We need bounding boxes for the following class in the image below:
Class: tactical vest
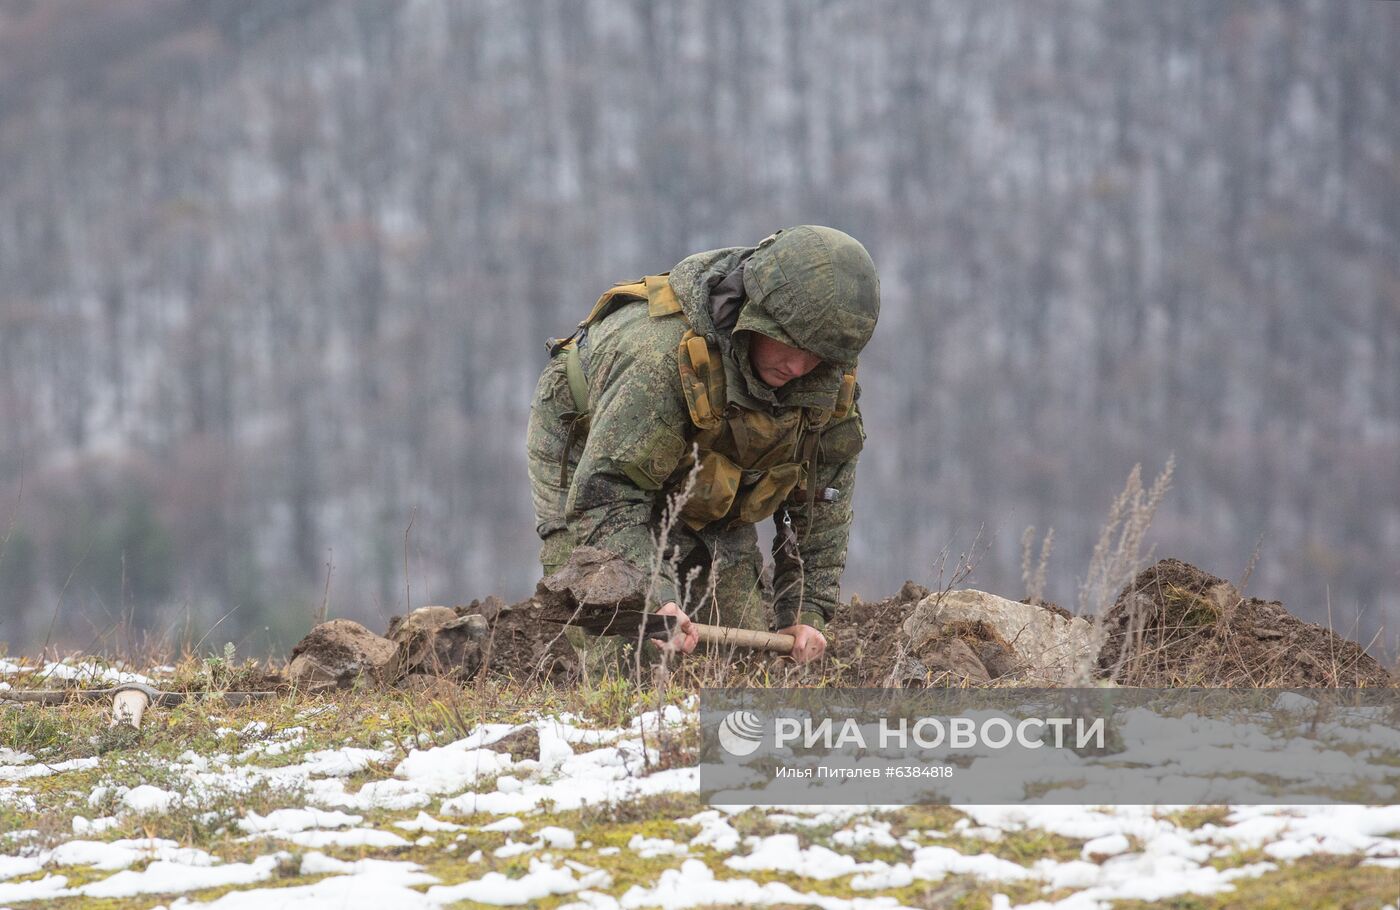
[552,275,856,531]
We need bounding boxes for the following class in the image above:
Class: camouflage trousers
[527,356,767,674]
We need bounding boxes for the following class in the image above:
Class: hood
[741,225,879,368]
[667,245,845,410]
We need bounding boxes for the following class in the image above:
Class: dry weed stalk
[1073,456,1175,685]
[1020,525,1054,605]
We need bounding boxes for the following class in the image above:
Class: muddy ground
[449,596,580,684]
[299,557,1391,690]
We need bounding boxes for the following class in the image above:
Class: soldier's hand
[778,623,827,664]
[652,602,698,655]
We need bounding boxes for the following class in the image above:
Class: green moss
[1163,806,1233,831]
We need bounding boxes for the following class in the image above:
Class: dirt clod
[287,619,398,691]
[386,605,488,681]
[487,726,541,761]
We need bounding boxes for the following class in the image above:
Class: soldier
[527,226,878,665]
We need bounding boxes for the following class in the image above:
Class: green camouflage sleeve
[771,404,866,631]
[565,351,692,609]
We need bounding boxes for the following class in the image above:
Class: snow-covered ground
[1,666,1398,908]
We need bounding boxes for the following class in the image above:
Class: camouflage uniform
[527,226,878,637]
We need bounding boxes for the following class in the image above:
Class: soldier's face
[748,333,822,388]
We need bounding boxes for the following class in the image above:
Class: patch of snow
[681,810,740,853]
[238,808,362,834]
[558,890,623,910]
[538,825,577,849]
[393,744,514,794]
[168,859,439,908]
[628,834,688,859]
[393,812,464,833]
[0,873,71,903]
[619,858,905,910]
[121,784,182,814]
[297,852,435,883]
[80,856,281,899]
[725,834,882,880]
[425,857,610,905]
[281,828,412,849]
[45,837,212,871]
[1081,833,1132,859]
[36,660,154,687]
[833,821,900,849]
[850,865,916,890]
[0,855,43,881]
[494,837,540,858]
[0,756,98,782]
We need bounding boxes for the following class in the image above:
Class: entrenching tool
[0,682,279,729]
[544,604,795,655]
[534,547,796,655]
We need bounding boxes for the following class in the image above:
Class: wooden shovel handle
[692,623,794,654]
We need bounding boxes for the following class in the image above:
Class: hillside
[3,657,1400,909]
[0,0,1397,657]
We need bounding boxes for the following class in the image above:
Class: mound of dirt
[1098,559,1394,687]
[824,582,1089,687]
[436,597,580,685]
[824,581,930,684]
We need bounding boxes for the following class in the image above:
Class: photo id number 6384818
[887,765,954,779]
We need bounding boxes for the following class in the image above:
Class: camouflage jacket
[564,246,866,630]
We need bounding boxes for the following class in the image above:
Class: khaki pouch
[736,462,805,524]
[680,451,742,529]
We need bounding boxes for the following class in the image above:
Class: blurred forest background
[0,0,1396,661]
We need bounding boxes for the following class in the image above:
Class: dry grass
[1073,457,1175,684]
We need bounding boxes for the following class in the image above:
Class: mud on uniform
[526,226,878,643]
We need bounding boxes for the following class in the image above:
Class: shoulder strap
[581,279,647,328]
[644,274,683,317]
[581,273,684,328]
[548,274,678,357]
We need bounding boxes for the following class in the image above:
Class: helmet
[739,225,879,367]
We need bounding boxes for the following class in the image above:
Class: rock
[883,639,992,687]
[884,655,930,687]
[386,605,488,681]
[487,726,541,761]
[902,590,1094,685]
[287,619,399,691]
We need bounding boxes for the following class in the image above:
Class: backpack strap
[644,274,683,317]
[563,340,591,415]
[546,274,683,357]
